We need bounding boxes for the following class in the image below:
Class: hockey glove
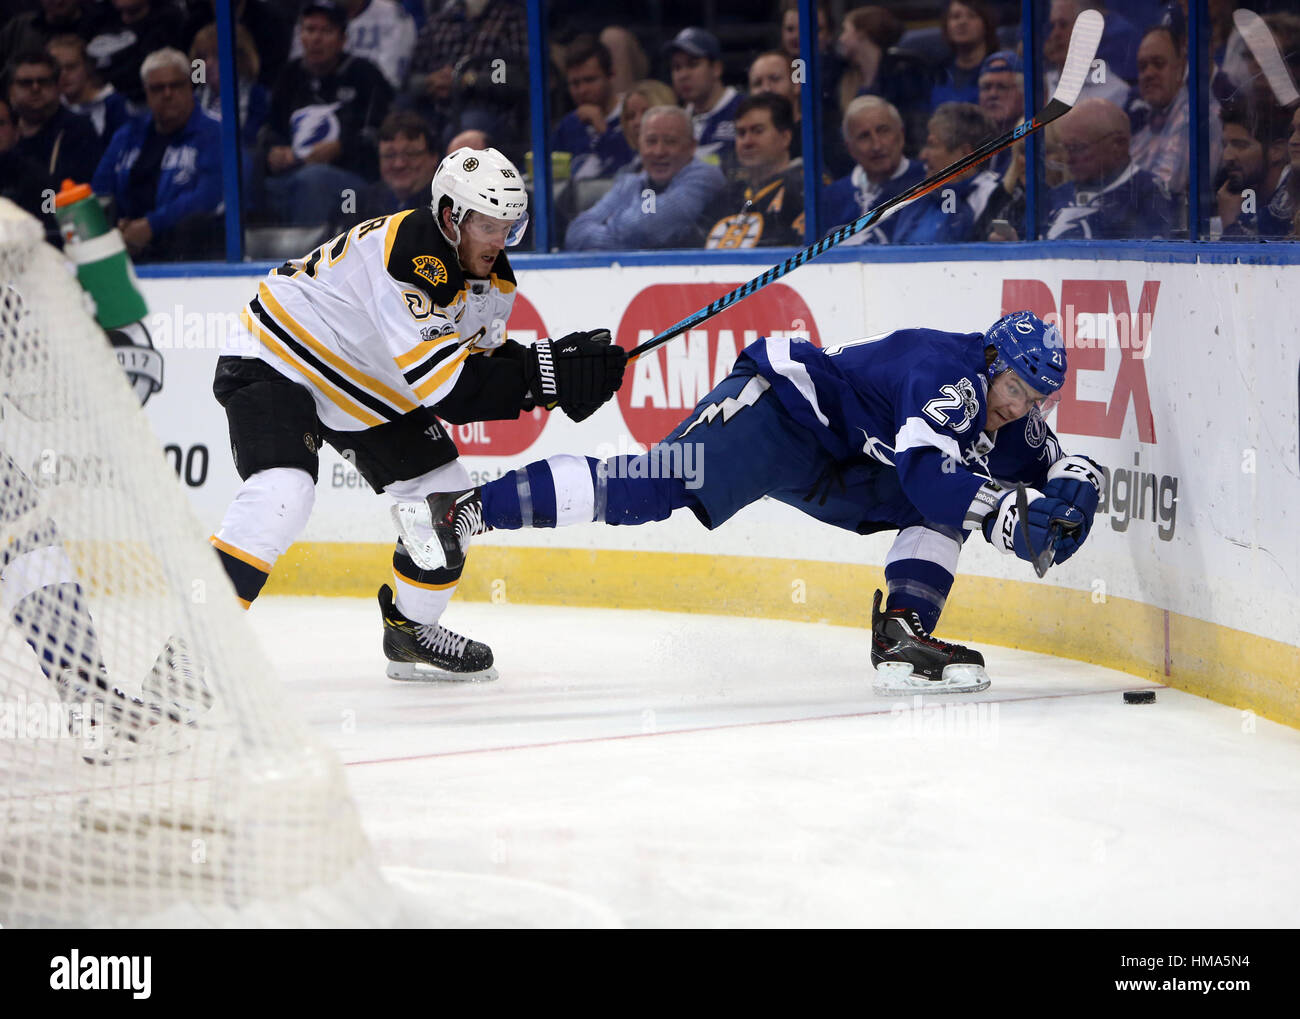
[525,330,628,422]
[983,487,1084,566]
[1041,455,1104,563]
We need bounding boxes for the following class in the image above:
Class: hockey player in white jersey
[211,148,626,681]
[397,311,1104,693]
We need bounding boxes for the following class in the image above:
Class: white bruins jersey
[226,207,517,432]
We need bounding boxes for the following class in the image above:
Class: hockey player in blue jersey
[394,311,1104,692]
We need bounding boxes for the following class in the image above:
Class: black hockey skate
[869,590,990,694]
[378,584,498,682]
[391,487,487,571]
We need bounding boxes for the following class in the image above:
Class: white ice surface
[250,597,1300,929]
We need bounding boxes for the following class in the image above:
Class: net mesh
[0,199,396,927]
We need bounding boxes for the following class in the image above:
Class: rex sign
[1002,279,1157,443]
[438,291,550,456]
[615,282,821,447]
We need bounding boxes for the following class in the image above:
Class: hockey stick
[1015,484,1080,579]
[1234,8,1300,107]
[627,10,1106,363]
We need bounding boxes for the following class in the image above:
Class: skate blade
[386,661,499,683]
[871,661,990,696]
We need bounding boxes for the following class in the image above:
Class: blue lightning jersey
[735,331,1064,533]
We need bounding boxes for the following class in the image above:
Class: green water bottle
[53,179,149,330]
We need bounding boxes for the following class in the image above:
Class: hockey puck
[1123,690,1156,704]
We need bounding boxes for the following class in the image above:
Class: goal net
[0,199,397,927]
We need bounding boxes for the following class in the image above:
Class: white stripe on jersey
[765,337,830,427]
[895,416,963,462]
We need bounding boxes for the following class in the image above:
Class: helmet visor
[462,210,530,247]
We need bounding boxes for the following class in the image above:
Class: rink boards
[130,254,1299,726]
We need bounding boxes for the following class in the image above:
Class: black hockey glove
[524,329,628,423]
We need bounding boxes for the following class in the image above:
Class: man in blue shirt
[890,102,1004,245]
[665,27,743,164]
[566,105,725,250]
[92,47,223,261]
[400,312,1102,694]
[1044,97,1175,240]
[551,34,633,180]
[822,96,925,241]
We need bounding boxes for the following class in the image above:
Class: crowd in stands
[2,0,1299,261]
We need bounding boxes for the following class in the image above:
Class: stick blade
[1050,9,1106,109]
[1234,8,1300,107]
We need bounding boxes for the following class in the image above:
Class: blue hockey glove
[1041,455,1104,563]
[983,487,1084,566]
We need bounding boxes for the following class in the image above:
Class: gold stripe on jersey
[241,308,386,427]
[384,209,415,268]
[210,535,273,573]
[395,334,458,369]
[413,346,471,400]
[257,283,418,414]
[490,272,516,294]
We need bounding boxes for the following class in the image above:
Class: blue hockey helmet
[984,311,1067,395]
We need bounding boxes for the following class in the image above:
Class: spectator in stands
[599,25,648,97]
[822,96,924,241]
[447,128,490,153]
[288,0,415,91]
[780,0,833,62]
[975,49,1023,179]
[1216,101,1292,239]
[1044,0,1130,110]
[407,0,527,160]
[189,22,269,152]
[977,50,1023,134]
[665,27,742,164]
[566,105,725,250]
[92,47,223,260]
[335,110,440,222]
[260,0,392,226]
[1045,97,1175,239]
[749,50,802,158]
[184,0,292,88]
[7,48,101,182]
[48,32,129,141]
[616,78,676,176]
[837,7,932,153]
[1285,106,1300,238]
[0,94,60,245]
[552,34,634,180]
[0,0,106,77]
[703,94,803,249]
[930,0,999,108]
[890,102,1004,244]
[1129,25,1189,199]
[780,0,847,173]
[86,0,190,106]
[189,21,268,194]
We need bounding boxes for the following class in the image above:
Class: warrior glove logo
[412,255,448,288]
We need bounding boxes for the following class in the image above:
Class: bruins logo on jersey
[412,255,449,288]
[707,212,764,249]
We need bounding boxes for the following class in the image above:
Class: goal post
[0,198,397,927]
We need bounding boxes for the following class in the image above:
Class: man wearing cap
[259,0,393,226]
[666,27,743,164]
[976,49,1023,179]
